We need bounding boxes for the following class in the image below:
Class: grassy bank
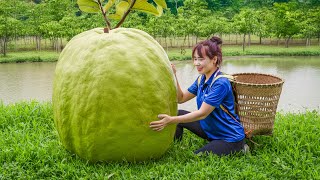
[1,45,319,63]
[0,51,60,63]
[1,101,319,179]
[169,45,320,60]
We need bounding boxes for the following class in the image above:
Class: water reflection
[0,62,56,104]
[0,57,319,113]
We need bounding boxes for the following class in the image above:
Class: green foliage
[1,101,320,179]
[232,8,259,35]
[271,2,310,48]
[1,0,320,56]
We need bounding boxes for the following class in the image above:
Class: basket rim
[231,72,284,87]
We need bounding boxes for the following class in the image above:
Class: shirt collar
[202,68,220,86]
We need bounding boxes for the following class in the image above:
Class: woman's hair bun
[210,36,222,45]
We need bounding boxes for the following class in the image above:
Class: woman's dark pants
[174,110,245,156]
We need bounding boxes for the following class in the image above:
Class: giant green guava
[53,27,177,162]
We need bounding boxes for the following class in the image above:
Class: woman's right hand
[149,114,172,131]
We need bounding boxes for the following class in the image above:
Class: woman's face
[193,50,217,75]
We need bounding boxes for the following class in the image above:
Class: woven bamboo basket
[231,73,284,137]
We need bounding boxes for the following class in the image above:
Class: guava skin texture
[53,28,177,162]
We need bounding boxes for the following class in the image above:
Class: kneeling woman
[149,36,245,156]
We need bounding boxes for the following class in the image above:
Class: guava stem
[97,0,111,33]
[115,0,137,28]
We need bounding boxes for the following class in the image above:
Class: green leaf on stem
[153,0,167,9]
[77,0,100,13]
[129,0,159,16]
[156,6,163,16]
[104,0,116,12]
[108,1,129,20]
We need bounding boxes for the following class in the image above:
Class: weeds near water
[1,101,319,179]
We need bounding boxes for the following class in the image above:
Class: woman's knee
[194,140,244,156]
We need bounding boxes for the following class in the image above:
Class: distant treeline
[0,0,319,56]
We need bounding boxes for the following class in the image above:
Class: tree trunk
[2,37,7,56]
[182,35,187,48]
[242,34,246,52]
[44,38,47,50]
[60,38,63,51]
[248,33,251,47]
[0,38,3,56]
[4,39,7,56]
[23,37,26,48]
[14,36,17,51]
[165,36,168,53]
[55,38,59,52]
[29,36,32,47]
[36,36,41,51]
[285,37,290,48]
[259,36,262,45]
[235,34,238,45]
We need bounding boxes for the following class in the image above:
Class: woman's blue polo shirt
[188,70,245,142]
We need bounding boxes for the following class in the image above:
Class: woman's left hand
[171,63,177,75]
[149,114,172,131]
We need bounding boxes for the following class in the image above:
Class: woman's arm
[172,64,195,103]
[149,102,215,131]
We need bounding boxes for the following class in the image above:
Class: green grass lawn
[1,101,319,179]
[1,45,319,63]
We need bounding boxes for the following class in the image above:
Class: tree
[273,2,301,47]
[166,0,184,14]
[26,2,52,51]
[298,7,320,46]
[122,12,147,31]
[254,8,275,44]
[177,0,210,45]
[232,8,259,51]
[0,0,23,56]
[0,17,21,56]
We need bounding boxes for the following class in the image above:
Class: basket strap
[209,75,235,88]
[220,105,258,145]
[220,105,237,121]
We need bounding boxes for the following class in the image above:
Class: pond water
[0,56,319,113]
